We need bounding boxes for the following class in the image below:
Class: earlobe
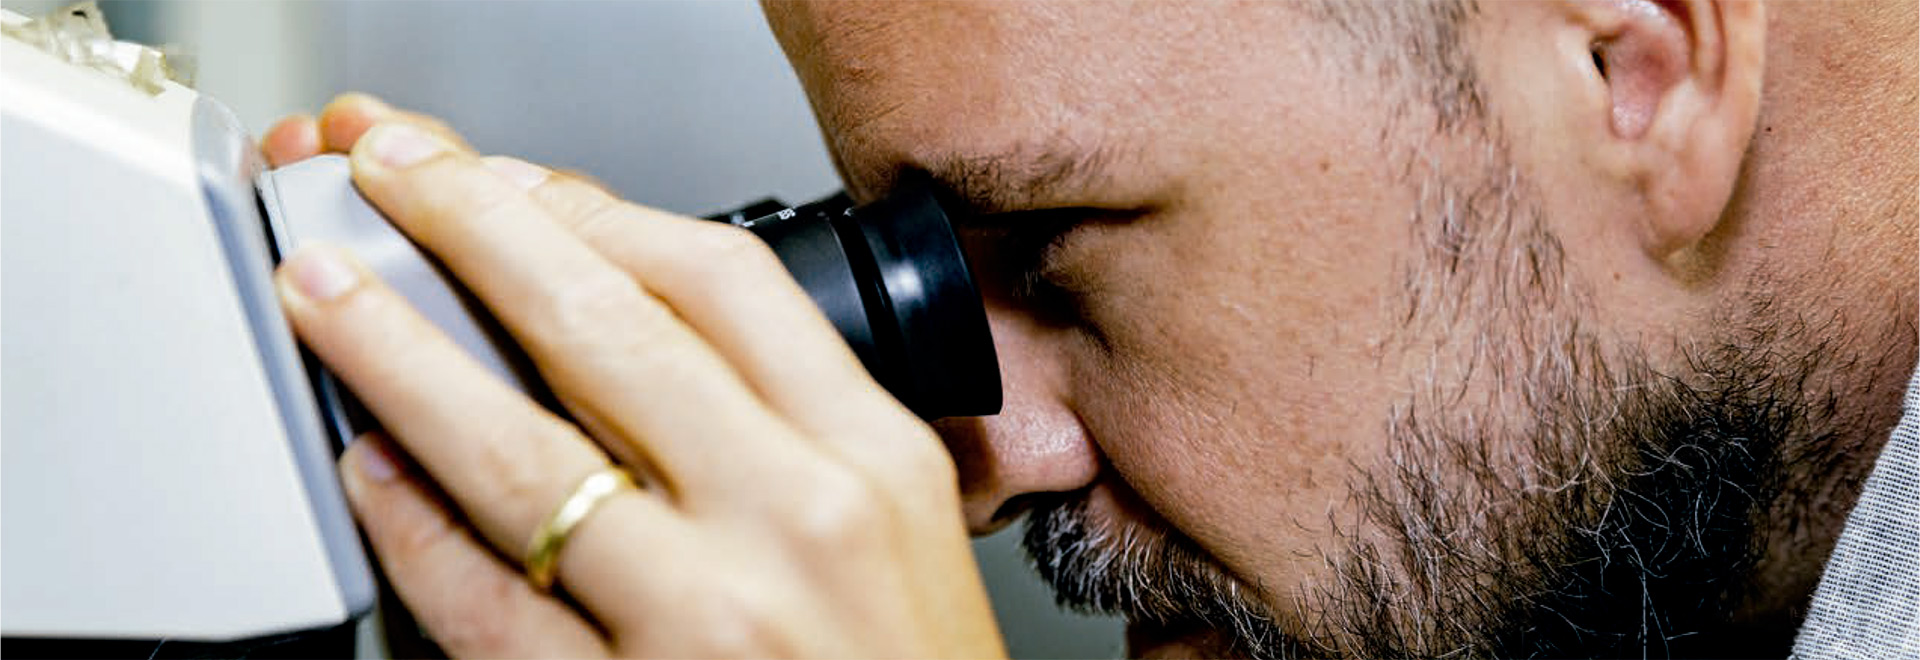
[1577,1,1765,260]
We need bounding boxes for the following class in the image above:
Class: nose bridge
[937,313,1102,535]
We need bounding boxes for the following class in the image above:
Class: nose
[934,309,1102,536]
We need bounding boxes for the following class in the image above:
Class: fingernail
[346,437,399,485]
[286,245,359,301]
[483,156,550,190]
[365,124,444,168]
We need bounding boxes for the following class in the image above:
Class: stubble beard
[1019,147,1853,658]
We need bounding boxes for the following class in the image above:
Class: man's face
[766,2,1858,657]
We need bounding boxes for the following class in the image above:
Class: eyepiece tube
[261,155,1002,457]
[710,180,1002,420]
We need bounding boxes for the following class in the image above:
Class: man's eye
[967,207,1113,325]
[1004,211,1082,293]
[963,207,1072,278]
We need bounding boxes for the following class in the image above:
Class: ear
[1572,0,1765,260]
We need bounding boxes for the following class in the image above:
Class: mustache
[1019,494,1305,658]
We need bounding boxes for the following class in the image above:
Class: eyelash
[980,208,1098,323]
[1008,218,1077,293]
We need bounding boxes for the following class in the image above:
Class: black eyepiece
[708,180,1002,420]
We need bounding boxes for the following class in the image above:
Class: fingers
[277,243,614,559]
[489,164,986,655]
[338,437,608,659]
[262,114,321,167]
[289,247,703,633]
[497,159,954,516]
[497,159,920,440]
[345,124,816,504]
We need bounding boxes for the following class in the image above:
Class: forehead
[764,1,1326,199]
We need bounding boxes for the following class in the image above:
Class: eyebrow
[914,144,1114,221]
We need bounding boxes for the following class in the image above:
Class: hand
[267,95,1005,657]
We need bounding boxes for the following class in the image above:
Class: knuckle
[529,270,659,350]
[784,468,885,548]
[383,506,462,566]
[815,427,960,519]
[681,222,782,279]
[376,164,524,243]
[692,587,798,657]
[430,173,526,228]
[343,280,416,326]
[817,417,956,498]
[693,618,764,657]
[311,284,424,357]
[561,194,632,239]
[424,581,525,655]
[468,420,585,523]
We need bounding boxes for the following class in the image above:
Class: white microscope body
[0,5,373,641]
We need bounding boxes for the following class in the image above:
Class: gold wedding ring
[525,466,637,591]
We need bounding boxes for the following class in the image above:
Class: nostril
[990,490,1084,528]
[990,493,1044,527]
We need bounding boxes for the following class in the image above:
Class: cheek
[1059,196,1419,599]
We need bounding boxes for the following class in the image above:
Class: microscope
[1,3,999,650]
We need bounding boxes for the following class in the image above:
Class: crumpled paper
[2,1,192,95]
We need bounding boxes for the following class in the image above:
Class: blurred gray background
[0,0,1123,656]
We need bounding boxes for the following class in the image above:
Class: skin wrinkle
[232,1,1915,656]
[1013,3,1898,658]
[759,0,1917,657]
